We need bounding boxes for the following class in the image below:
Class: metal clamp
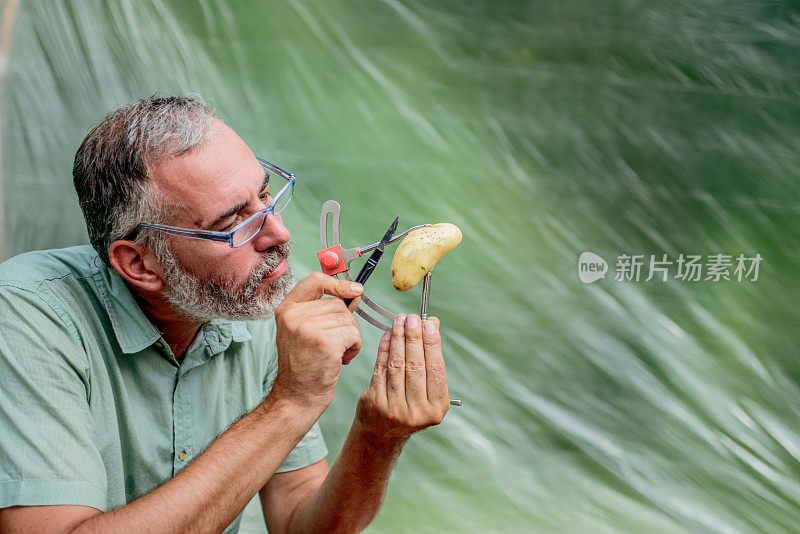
[319,200,462,406]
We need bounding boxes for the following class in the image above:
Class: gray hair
[73,95,215,265]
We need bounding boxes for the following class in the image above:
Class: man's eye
[259,191,272,202]
[222,216,242,232]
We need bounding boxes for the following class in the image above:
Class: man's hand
[268,313,450,534]
[272,272,364,415]
[356,313,450,446]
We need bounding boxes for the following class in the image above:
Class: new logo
[578,252,608,284]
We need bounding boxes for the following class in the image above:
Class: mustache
[244,242,292,293]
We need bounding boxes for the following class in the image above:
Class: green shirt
[0,246,327,533]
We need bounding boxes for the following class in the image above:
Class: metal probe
[420,270,462,407]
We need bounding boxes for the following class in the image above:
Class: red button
[320,251,340,270]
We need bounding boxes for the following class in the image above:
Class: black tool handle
[343,248,384,307]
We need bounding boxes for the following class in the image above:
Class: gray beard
[156,242,295,323]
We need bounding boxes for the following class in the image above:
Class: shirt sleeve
[0,284,108,510]
[260,319,328,473]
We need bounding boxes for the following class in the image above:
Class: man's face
[148,119,294,322]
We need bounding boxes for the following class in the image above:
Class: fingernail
[424,320,436,333]
[407,314,419,328]
[381,332,390,343]
[350,282,363,292]
[395,314,406,326]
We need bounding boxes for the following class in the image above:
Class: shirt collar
[94,257,162,354]
[93,255,252,355]
[231,321,253,343]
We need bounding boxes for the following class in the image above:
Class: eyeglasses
[133,157,295,248]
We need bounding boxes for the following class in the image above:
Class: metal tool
[343,217,398,307]
[418,270,461,406]
[318,200,429,332]
[318,200,462,407]
[420,271,432,322]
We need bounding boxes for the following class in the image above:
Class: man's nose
[252,211,291,251]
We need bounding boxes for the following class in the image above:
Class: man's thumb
[285,272,363,303]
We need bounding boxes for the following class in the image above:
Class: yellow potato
[391,223,462,291]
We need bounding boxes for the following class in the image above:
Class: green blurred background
[2,0,800,532]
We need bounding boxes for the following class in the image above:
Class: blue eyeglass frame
[132,157,295,248]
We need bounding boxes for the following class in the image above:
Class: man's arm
[1,393,318,533]
[0,273,363,534]
[260,313,449,533]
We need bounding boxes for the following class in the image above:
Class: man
[0,96,450,533]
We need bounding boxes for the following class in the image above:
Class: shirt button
[179,449,187,461]
[154,341,164,349]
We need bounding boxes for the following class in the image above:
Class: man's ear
[108,239,165,293]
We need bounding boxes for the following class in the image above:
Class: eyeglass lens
[230,184,293,247]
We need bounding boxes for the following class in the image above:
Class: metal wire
[358,224,432,253]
